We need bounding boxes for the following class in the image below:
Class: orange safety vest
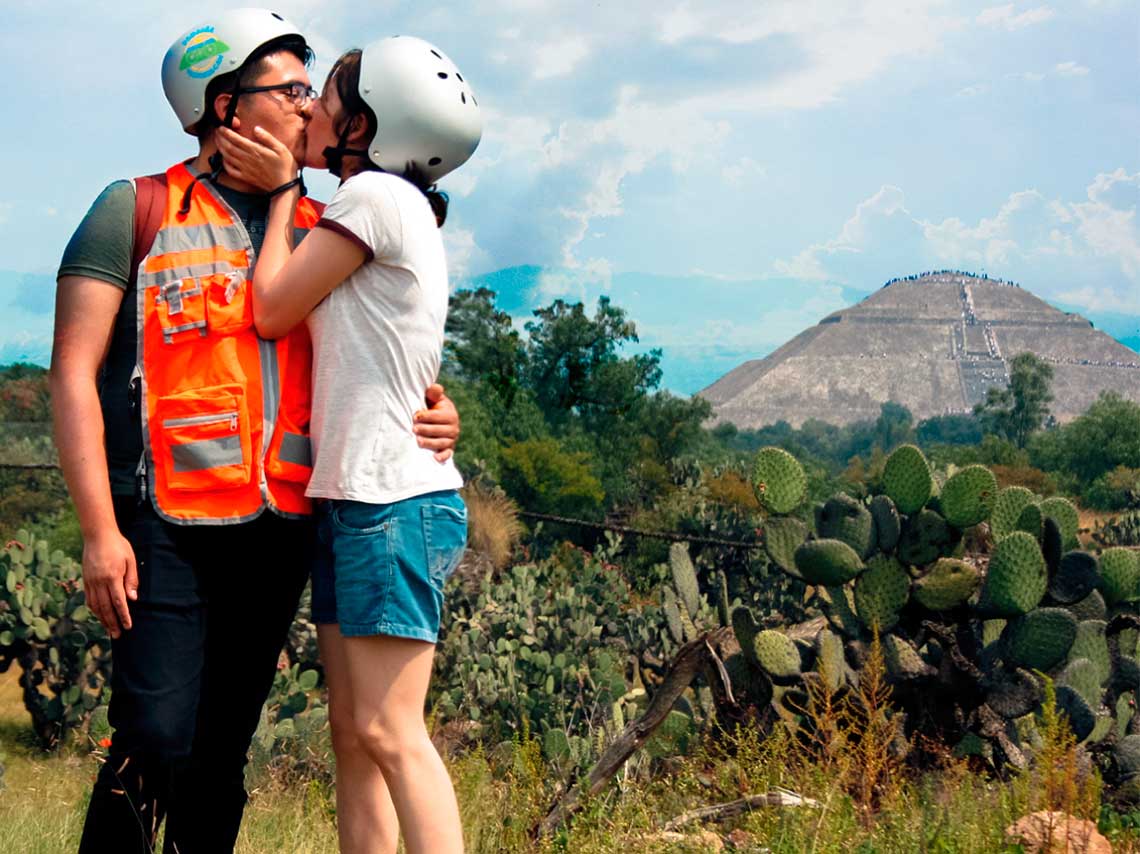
[136,162,323,524]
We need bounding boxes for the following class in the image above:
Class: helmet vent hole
[437,72,449,79]
[271,12,284,19]
[430,49,442,59]
[472,95,478,106]
[461,92,467,104]
[429,157,442,166]
[456,73,464,82]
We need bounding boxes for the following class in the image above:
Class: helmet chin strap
[179,82,243,217]
[322,122,370,178]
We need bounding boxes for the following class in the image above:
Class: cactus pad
[913,558,980,611]
[1068,620,1110,685]
[1058,658,1103,708]
[940,464,998,529]
[898,509,957,566]
[817,494,874,558]
[1053,685,1096,742]
[854,555,910,631]
[1048,551,1100,605]
[883,444,934,514]
[1115,734,1140,779]
[763,517,809,578]
[1099,547,1140,605]
[669,542,700,619]
[752,447,807,514]
[1040,496,1080,550]
[1068,589,1107,622]
[883,634,933,680]
[979,531,1047,617]
[986,668,1043,719]
[793,539,865,586]
[1005,607,1077,671]
[991,487,1037,541]
[752,630,802,683]
[1016,503,1044,539]
[869,494,901,553]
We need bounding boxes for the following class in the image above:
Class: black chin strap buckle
[178,153,225,218]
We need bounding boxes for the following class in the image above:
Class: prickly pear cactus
[940,464,998,529]
[751,447,807,515]
[0,531,110,749]
[883,444,934,514]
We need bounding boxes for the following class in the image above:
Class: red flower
[98,737,112,749]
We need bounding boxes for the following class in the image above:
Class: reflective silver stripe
[162,320,207,339]
[171,434,243,473]
[155,285,202,305]
[149,223,249,255]
[278,432,311,467]
[163,411,237,429]
[141,262,237,291]
[260,338,279,460]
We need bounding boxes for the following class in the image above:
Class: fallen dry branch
[536,629,729,839]
[662,788,820,832]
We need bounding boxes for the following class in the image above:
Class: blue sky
[2,0,1137,392]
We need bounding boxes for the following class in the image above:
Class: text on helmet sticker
[179,27,231,79]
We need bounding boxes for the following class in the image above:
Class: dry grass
[461,482,523,572]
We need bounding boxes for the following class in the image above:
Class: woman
[218,36,481,854]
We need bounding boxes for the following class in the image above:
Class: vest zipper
[161,410,240,429]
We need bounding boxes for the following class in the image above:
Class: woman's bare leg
[317,624,399,854]
[343,634,463,854]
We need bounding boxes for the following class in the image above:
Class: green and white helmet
[357,36,482,183]
[162,8,306,134]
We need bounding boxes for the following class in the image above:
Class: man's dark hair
[195,35,313,139]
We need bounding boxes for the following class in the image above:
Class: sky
[2,0,1137,392]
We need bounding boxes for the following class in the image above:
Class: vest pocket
[154,278,207,344]
[265,428,313,483]
[204,272,253,335]
[155,384,251,492]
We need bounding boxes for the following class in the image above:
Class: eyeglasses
[238,82,317,108]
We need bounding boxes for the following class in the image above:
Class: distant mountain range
[2,266,1137,396]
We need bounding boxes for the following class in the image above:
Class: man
[50,10,459,852]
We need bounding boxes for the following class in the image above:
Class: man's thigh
[193,513,314,763]
[108,497,206,756]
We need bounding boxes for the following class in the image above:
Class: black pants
[78,497,312,854]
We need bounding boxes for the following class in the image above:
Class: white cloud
[721,156,767,183]
[1055,60,1091,76]
[442,225,491,281]
[977,4,1055,30]
[533,36,591,79]
[774,170,1140,312]
[956,83,990,97]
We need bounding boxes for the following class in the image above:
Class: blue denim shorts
[311,490,467,642]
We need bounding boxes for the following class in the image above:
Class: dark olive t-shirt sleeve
[57,180,134,288]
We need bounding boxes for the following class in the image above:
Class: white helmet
[357,36,482,183]
[162,8,306,134]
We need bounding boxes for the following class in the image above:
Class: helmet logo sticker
[179,27,231,79]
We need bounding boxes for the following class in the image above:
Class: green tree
[444,288,525,408]
[973,352,1055,448]
[499,437,605,518]
[1030,391,1140,484]
[524,296,662,431]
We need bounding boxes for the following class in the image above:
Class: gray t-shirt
[58,178,311,494]
[305,171,462,502]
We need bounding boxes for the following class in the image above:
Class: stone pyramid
[700,271,1140,428]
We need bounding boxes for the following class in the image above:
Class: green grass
[2,667,1138,853]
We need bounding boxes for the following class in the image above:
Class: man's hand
[81,530,138,640]
[414,383,460,463]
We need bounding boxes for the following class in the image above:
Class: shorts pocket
[204,271,253,335]
[422,498,467,591]
[330,501,390,535]
[154,384,251,492]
